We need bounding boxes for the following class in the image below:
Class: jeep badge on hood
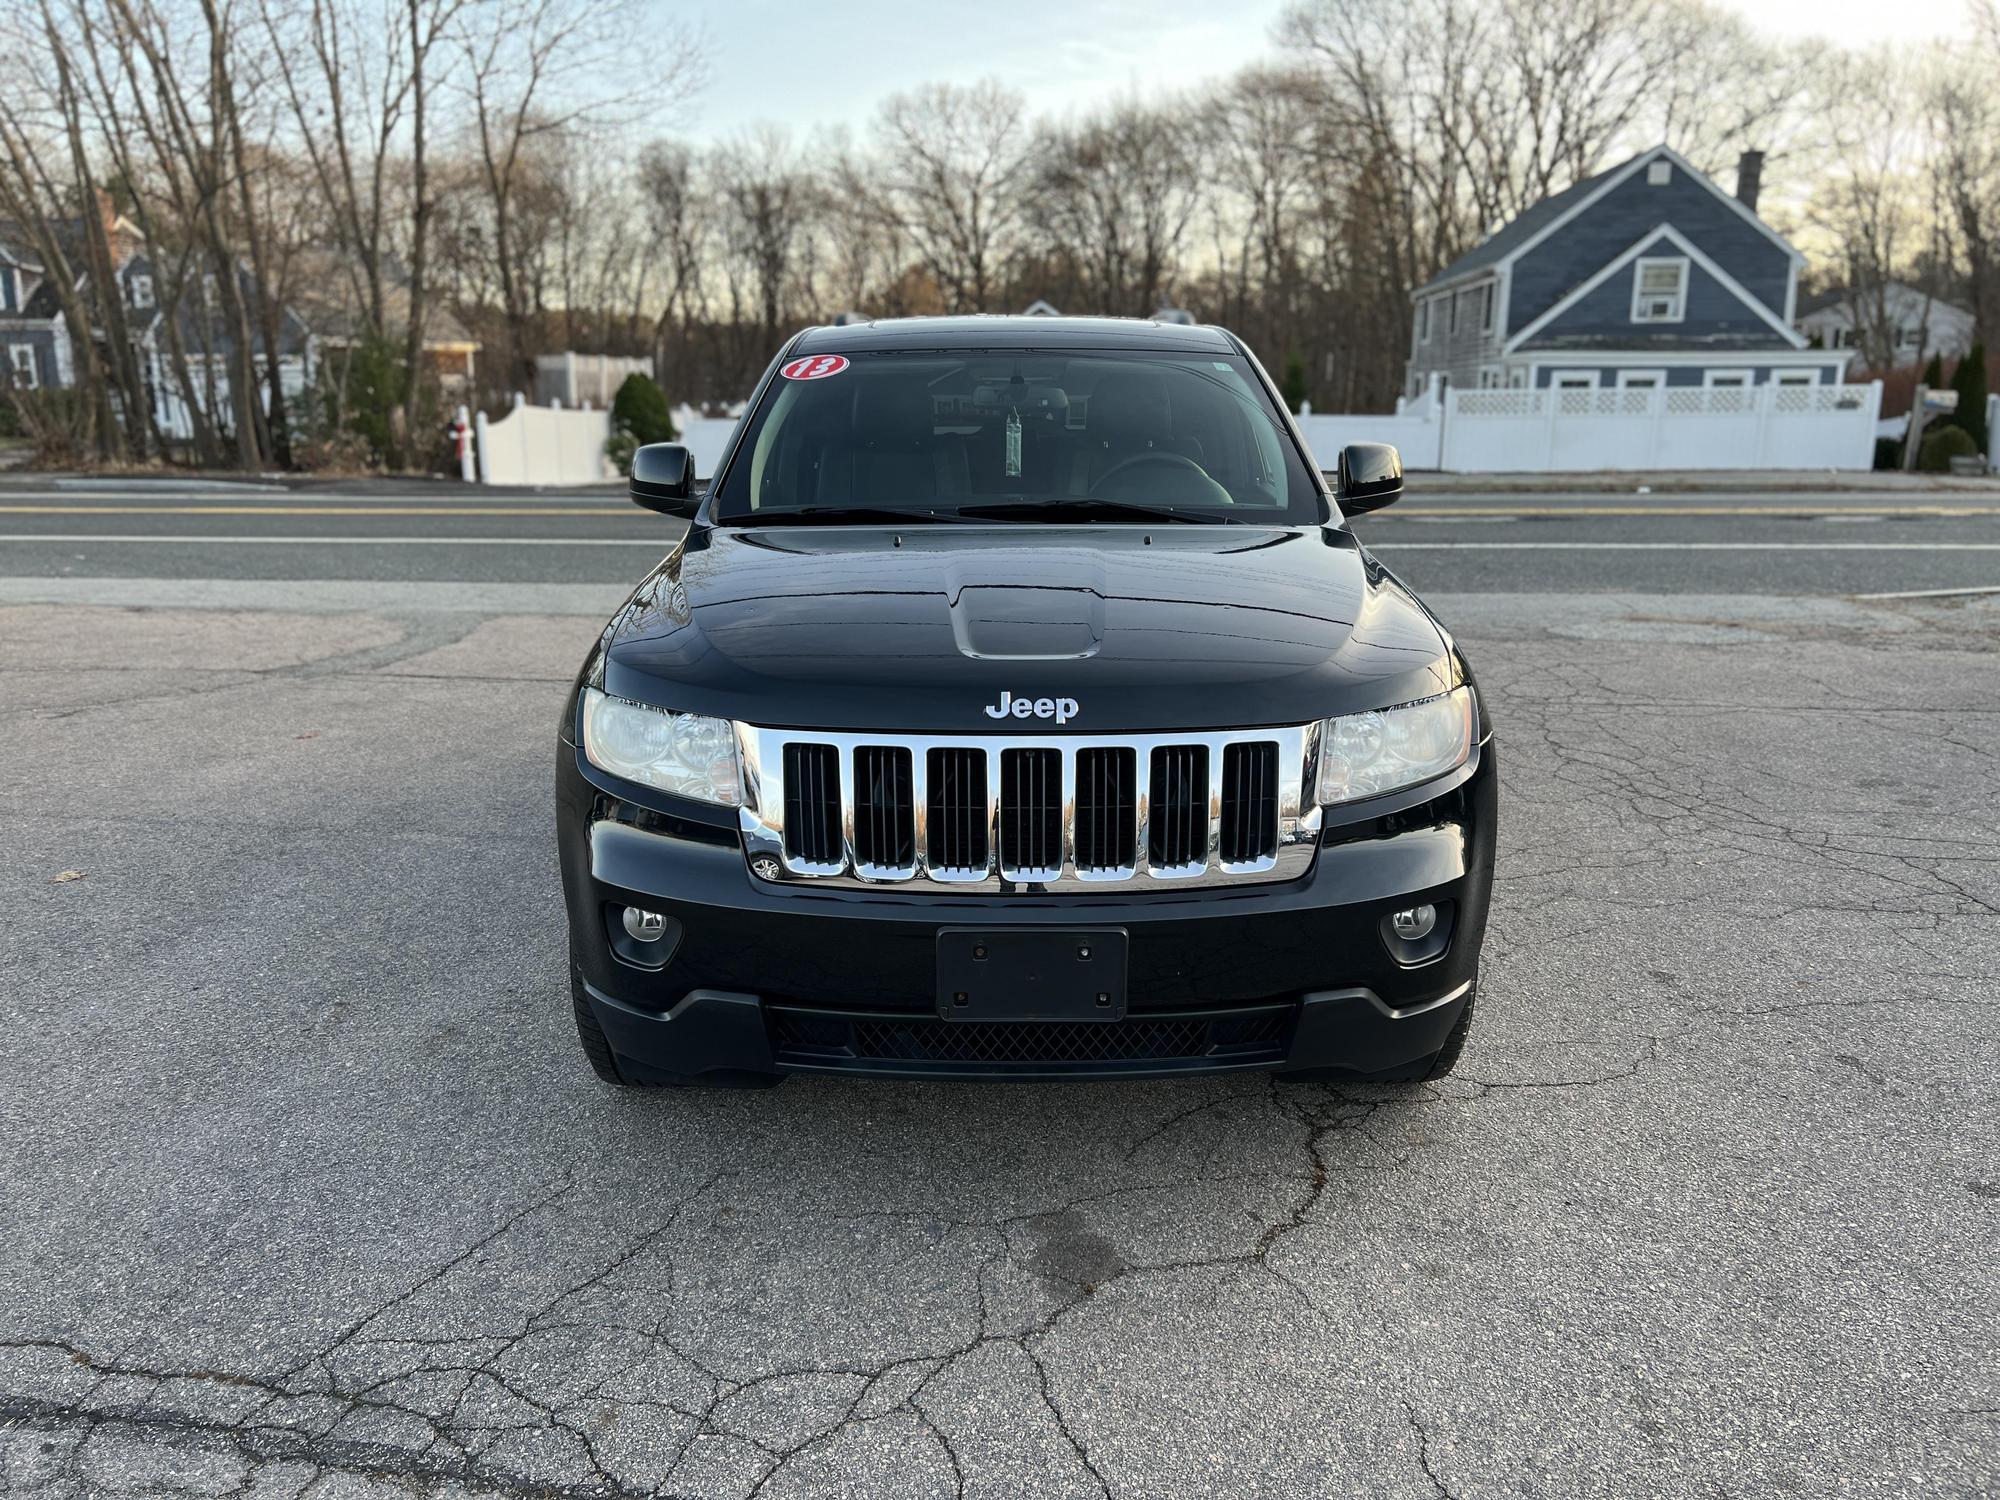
[983,691,1080,725]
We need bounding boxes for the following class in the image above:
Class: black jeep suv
[555,317,1495,1085]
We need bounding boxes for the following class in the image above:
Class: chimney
[1735,150,1765,215]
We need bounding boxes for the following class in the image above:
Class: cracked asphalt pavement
[1,482,1997,1497]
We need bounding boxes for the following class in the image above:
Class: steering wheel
[1088,450,1214,495]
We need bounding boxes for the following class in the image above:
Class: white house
[1795,283,1975,371]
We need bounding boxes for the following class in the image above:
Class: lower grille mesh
[768,1007,1292,1069]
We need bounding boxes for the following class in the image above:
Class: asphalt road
[1,477,2000,595]
[1,478,1996,1498]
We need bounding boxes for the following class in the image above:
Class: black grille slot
[1219,742,1279,864]
[926,747,989,872]
[1000,748,1063,875]
[853,747,915,871]
[782,743,842,865]
[1148,745,1209,869]
[1074,747,1137,873]
[767,1005,1294,1070]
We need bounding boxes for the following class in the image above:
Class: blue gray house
[0,229,70,393]
[1407,146,1846,395]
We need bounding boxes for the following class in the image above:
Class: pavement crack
[1402,1399,1454,1500]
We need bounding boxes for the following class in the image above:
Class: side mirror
[1332,442,1403,513]
[630,443,698,517]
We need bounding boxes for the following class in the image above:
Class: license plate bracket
[936,928,1129,1022]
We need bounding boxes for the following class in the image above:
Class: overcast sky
[679,0,1978,145]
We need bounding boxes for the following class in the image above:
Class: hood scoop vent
[948,583,1104,661]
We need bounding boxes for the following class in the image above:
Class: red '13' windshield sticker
[780,354,850,380]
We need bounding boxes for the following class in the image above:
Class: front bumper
[556,739,1496,1083]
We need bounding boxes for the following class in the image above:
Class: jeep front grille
[1220,742,1280,865]
[781,743,842,868]
[738,725,1320,891]
[926,746,988,877]
[1147,744,1208,872]
[1073,747,1136,876]
[853,746,915,875]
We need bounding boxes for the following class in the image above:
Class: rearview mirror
[1332,442,1403,513]
[630,443,698,517]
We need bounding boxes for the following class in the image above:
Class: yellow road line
[0,504,635,517]
[1,502,1996,520]
[1387,504,2000,517]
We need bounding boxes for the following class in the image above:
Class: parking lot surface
[1,482,1996,1498]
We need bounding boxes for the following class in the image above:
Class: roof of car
[790,315,1238,354]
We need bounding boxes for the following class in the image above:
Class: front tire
[571,969,633,1085]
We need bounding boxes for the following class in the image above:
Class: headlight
[1317,686,1474,805]
[580,688,741,805]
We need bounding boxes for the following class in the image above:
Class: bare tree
[872,81,1027,313]
[713,127,816,351]
[453,0,697,394]
[1033,99,1203,317]
[1935,2,2000,342]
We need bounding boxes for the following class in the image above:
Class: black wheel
[571,969,633,1086]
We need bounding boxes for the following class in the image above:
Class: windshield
[710,348,1325,525]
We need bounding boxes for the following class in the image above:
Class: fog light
[1390,904,1437,941]
[622,907,669,943]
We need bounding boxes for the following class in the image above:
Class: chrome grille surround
[736,723,1322,891]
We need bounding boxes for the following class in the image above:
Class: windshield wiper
[950,498,1223,525]
[743,506,969,525]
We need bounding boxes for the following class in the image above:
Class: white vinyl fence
[475,398,612,486]
[669,406,741,479]
[1296,378,1445,469]
[534,352,655,408]
[1299,379,1883,474]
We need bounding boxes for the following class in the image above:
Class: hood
[595,524,1454,734]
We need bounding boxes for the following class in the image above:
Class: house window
[1419,299,1431,344]
[1449,291,1462,335]
[1703,370,1751,388]
[1616,370,1666,389]
[1478,366,1502,388]
[130,274,154,309]
[1773,369,1817,386]
[7,344,37,389]
[1480,282,1495,333]
[1647,160,1672,186]
[1631,258,1688,323]
[1552,370,1597,389]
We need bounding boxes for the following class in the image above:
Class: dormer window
[1631,257,1688,323]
